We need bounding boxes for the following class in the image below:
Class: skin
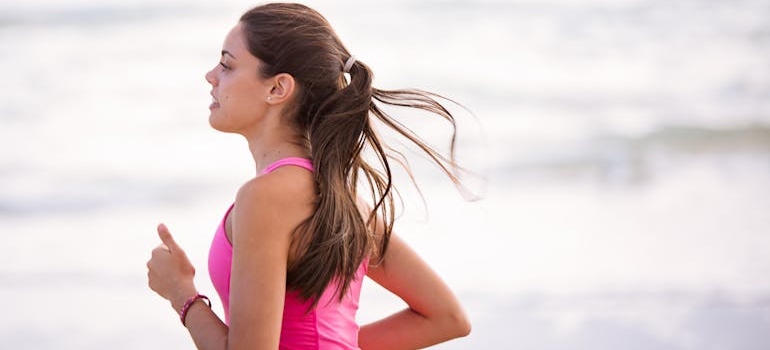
[146,22,470,350]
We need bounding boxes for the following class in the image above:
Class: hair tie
[343,55,356,73]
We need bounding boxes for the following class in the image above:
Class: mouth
[209,93,220,109]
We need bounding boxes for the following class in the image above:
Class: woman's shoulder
[235,166,315,212]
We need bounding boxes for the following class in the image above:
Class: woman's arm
[226,169,314,349]
[359,232,471,349]
[148,225,230,349]
[148,167,314,350]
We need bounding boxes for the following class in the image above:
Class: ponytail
[288,57,468,304]
[286,59,376,302]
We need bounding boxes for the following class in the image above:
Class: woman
[146,3,471,349]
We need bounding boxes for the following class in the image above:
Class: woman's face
[205,22,271,134]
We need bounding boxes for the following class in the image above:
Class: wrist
[170,284,198,311]
[179,294,211,326]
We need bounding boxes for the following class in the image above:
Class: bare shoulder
[237,167,315,204]
[233,167,316,235]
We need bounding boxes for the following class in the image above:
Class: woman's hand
[147,223,198,309]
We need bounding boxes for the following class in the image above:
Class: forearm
[170,293,229,350]
[358,307,469,350]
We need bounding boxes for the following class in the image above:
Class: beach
[1,0,769,348]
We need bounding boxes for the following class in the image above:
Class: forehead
[222,22,248,55]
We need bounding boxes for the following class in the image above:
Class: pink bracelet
[179,294,211,326]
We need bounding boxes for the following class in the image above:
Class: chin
[209,115,242,135]
[208,114,227,132]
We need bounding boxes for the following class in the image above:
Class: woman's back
[280,263,367,349]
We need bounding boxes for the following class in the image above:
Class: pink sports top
[207,157,368,350]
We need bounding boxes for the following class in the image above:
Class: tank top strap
[260,157,314,175]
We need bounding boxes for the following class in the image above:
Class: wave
[496,123,770,185]
[0,175,216,217]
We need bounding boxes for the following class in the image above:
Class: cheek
[210,93,266,131]
[229,86,267,115]
[222,94,261,119]
[214,73,269,118]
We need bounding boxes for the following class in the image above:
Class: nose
[205,66,217,85]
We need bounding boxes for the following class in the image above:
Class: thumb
[157,223,179,252]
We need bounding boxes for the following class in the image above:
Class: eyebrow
[221,50,236,59]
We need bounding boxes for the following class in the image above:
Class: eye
[219,62,230,70]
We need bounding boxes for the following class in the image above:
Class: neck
[245,129,310,175]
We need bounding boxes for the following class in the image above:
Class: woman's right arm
[358,230,471,349]
[153,171,309,350]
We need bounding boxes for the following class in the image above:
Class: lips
[210,93,220,109]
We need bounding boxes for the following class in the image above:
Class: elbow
[412,306,472,341]
[441,307,471,339]
[452,311,472,338]
[459,318,472,337]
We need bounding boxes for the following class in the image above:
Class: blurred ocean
[1,0,769,349]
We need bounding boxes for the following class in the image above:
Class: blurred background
[1,0,769,349]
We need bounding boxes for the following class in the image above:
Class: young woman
[146,3,471,349]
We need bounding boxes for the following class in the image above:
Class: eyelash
[219,62,230,70]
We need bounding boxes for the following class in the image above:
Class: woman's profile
[146,3,472,349]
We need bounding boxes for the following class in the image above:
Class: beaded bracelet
[179,294,211,326]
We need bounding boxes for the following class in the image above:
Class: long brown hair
[240,3,467,304]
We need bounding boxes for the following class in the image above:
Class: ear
[265,73,296,105]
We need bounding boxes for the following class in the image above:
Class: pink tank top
[207,157,367,350]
